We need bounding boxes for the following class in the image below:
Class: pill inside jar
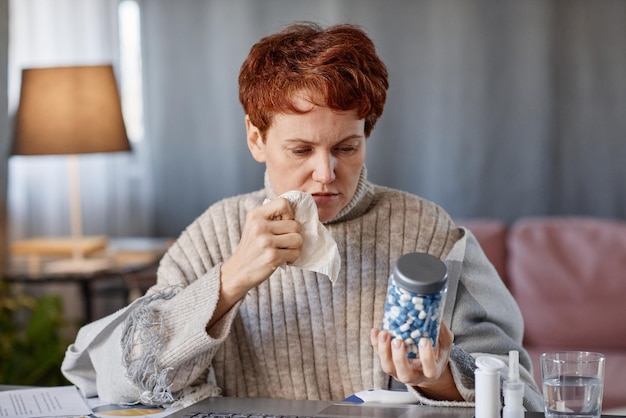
[382,252,448,358]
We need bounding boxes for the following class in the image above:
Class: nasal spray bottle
[503,350,525,418]
[475,356,506,418]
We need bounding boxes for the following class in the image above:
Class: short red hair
[238,22,389,137]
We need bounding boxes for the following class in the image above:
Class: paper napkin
[266,191,341,282]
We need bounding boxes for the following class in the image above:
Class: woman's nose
[311,153,336,184]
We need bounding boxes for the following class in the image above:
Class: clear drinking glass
[541,351,605,418]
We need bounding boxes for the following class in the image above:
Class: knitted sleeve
[62,194,257,406]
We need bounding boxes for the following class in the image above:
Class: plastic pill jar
[382,252,448,358]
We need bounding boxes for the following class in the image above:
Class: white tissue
[265,191,341,283]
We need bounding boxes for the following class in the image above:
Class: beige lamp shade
[12,64,131,156]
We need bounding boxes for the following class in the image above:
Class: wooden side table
[3,237,172,322]
[10,236,109,276]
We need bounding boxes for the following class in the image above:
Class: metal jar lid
[393,252,448,294]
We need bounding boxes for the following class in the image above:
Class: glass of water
[541,351,605,418]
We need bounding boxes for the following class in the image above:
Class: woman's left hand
[370,322,463,401]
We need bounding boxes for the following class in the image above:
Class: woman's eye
[290,148,311,155]
[335,145,358,154]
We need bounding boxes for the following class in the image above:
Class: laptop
[166,395,477,418]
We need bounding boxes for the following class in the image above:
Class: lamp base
[44,257,111,274]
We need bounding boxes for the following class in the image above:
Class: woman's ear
[246,115,266,163]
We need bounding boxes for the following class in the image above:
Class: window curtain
[140,0,626,238]
[1,0,8,269]
[7,0,154,245]
[4,0,626,249]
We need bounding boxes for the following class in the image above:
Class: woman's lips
[311,193,338,205]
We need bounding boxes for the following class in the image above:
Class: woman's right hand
[209,197,303,327]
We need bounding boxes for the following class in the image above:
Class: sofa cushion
[456,219,508,284]
[507,217,626,349]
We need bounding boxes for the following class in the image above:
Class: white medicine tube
[475,356,506,418]
[503,350,525,418]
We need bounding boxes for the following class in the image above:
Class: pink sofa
[459,217,626,410]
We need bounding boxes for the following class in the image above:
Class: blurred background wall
[0,0,7,268]
[2,0,626,247]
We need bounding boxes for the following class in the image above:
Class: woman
[62,22,543,410]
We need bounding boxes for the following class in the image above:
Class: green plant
[0,280,71,386]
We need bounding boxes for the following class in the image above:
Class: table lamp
[11,64,132,273]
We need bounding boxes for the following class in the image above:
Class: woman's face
[246,96,366,222]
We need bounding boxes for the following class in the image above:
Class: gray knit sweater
[61,171,544,411]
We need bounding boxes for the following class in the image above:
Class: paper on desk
[0,385,91,417]
[266,191,341,282]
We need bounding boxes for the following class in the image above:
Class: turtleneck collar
[263,166,376,224]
